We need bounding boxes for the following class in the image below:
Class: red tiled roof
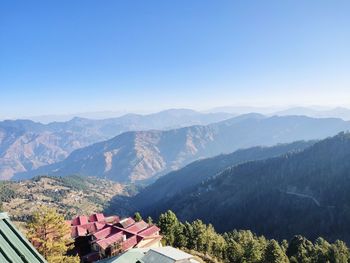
[71,226,88,238]
[117,217,135,228]
[96,232,124,250]
[125,220,149,233]
[71,222,107,238]
[122,235,138,250]
[71,215,89,226]
[70,213,162,253]
[89,213,105,223]
[85,222,106,234]
[105,215,120,224]
[93,226,122,240]
[138,225,160,237]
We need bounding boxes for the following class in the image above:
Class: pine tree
[286,235,314,263]
[26,206,79,263]
[314,237,331,262]
[263,240,289,263]
[173,222,187,248]
[329,240,350,263]
[146,216,153,225]
[281,240,289,254]
[158,210,180,246]
[134,212,142,222]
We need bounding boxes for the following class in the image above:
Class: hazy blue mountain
[144,133,350,242]
[207,106,280,115]
[0,109,233,180]
[15,115,350,183]
[274,107,350,120]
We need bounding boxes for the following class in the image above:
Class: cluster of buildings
[68,213,163,262]
[0,211,200,263]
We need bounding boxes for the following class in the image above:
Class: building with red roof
[71,215,89,226]
[125,220,149,233]
[116,217,135,228]
[68,213,162,262]
[89,213,105,223]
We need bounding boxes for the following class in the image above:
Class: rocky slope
[0,109,232,179]
[16,114,350,183]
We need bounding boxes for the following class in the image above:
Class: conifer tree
[134,212,142,222]
[146,216,153,225]
[26,206,79,263]
[329,240,350,263]
[263,240,289,263]
[286,235,314,263]
[158,210,180,246]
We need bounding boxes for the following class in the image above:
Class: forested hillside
[127,140,315,213]
[0,175,126,222]
[140,133,350,242]
[156,210,350,263]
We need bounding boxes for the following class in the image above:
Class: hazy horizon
[1,1,350,119]
[2,104,350,123]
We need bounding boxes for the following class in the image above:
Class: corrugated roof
[96,232,124,250]
[140,247,197,263]
[138,225,160,238]
[0,212,47,263]
[117,217,135,228]
[125,220,149,233]
[96,248,148,263]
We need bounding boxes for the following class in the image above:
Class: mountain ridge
[0,109,233,180]
[14,115,350,183]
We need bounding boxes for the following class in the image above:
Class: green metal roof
[96,248,147,263]
[0,212,47,263]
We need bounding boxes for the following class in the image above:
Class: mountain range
[14,114,350,183]
[274,107,350,120]
[0,109,232,180]
[133,132,350,242]
[207,106,350,121]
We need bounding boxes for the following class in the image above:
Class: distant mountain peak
[13,114,350,182]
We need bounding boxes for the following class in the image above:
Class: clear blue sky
[1,0,350,118]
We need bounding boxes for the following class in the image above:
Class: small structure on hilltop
[96,246,201,263]
[68,213,162,262]
[0,212,47,263]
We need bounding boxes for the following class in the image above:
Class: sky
[1,0,350,119]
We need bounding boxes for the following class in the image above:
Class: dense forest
[156,210,350,263]
[131,140,315,212]
[136,132,350,242]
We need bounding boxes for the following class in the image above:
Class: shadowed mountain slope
[130,140,315,213]
[144,133,350,242]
